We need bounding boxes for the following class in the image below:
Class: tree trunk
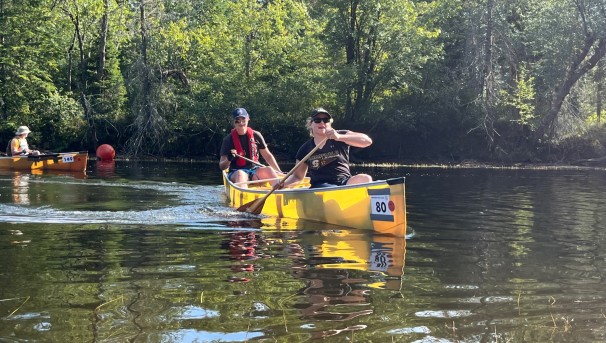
[482,0,496,144]
[535,36,606,140]
[344,0,358,121]
[0,0,5,117]
[97,0,109,81]
[596,61,604,123]
[66,6,97,148]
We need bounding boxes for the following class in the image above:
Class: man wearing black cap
[219,108,282,187]
[282,107,373,188]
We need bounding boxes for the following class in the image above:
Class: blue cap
[232,108,249,119]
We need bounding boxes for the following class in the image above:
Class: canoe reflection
[273,223,406,339]
[291,230,404,325]
[300,230,405,289]
[220,219,406,338]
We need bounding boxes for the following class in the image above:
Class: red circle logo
[388,201,395,212]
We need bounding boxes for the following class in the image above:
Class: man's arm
[219,149,236,170]
[259,148,282,173]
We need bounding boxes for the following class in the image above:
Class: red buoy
[96,144,115,161]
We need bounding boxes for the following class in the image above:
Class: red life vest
[231,128,258,167]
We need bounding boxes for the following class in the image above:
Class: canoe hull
[0,152,88,172]
[223,173,407,236]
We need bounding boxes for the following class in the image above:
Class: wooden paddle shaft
[233,154,266,168]
[236,177,281,185]
[243,137,328,214]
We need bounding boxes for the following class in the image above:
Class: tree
[530,0,606,141]
[59,0,129,150]
[0,0,84,146]
[181,0,329,156]
[313,0,442,123]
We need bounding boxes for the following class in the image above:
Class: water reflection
[6,164,606,342]
[258,219,406,339]
[215,218,407,339]
[11,172,30,205]
[94,160,116,178]
[221,231,263,282]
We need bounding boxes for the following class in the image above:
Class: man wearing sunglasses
[283,107,373,189]
[219,108,282,188]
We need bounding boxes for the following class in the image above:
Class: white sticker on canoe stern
[62,154,75,163]
[368,188,395,222]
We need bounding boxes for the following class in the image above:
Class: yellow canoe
[223,172,407,236]
[0,151,88,172]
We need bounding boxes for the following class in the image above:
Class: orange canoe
[0,151,88,172]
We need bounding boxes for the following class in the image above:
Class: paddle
[232,153,285,175]
[236,177,281,186]
[232,153,267,168]
[27,152,60,160]
[237,137,328,214]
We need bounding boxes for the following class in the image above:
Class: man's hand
[227,149,237,161]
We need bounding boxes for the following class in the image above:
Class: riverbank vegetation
[2,0,606,164]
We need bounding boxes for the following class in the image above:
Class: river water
[1,161,606,342]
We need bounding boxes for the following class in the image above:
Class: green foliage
[585,112,606,127]
[315,0,443,122]
[30,92,87,151]
[0,0,65,116]
[500,65,536,128]
[3,0,606,162]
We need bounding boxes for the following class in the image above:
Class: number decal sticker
[62,154,75,163]
[371,195,390,215]
[368,189,395,222]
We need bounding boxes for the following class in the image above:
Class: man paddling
[219,108,282,188]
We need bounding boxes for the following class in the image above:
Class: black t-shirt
[220,130,268,170]
[295,131,351,186]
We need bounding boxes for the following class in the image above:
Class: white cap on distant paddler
[15,126,31,135]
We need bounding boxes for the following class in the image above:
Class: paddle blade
[236,197,266,214]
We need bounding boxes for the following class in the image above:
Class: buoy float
[96,144,115,161]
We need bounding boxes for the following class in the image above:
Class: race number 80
[370,195,392,216]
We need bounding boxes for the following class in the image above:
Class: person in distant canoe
[219,108,282,187]
[6,126,40,156]
[282,107,372,188]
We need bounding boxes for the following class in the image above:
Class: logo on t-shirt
[309,151,339,170]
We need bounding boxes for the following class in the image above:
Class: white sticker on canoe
[370,194,394,221]
[62,154,75,163]
[371,195,390,215]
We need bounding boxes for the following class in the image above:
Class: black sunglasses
[312,117,330,123]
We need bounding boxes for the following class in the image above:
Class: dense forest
[1,0,606,164]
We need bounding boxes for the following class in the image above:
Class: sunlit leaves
[500,65,536,128]
[316,0,444,122]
